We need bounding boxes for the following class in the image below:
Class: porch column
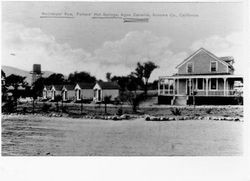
[205,78,208,96]
[158,79,160,95]
[168,79,170,94]
[163,79,165,95]
[223,78,227,96]
[173,79,176,95]
[189,78,192,94]
[195,78,198,91]
[177,79,179,95]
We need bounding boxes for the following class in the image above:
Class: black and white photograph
[1,0,248,159]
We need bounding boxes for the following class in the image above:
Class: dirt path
[2,115,243,156]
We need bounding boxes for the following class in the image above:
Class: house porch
[158,75,243,105]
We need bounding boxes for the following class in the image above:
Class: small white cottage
[51,85,63,101]
[74,83,95,101]
[62,84,75,101]
[43,85,52,99]
[93,82,120,103]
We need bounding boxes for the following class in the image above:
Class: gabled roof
[175,48,230,69]
[44,85,52,90]
[97,81,120,89]
[63,84,75,91]
[76,82,95,89]
[52,85,63,91]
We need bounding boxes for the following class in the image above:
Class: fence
[7,101,132,116]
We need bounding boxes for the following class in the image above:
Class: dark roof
[44,85,52,90]
[53,85,63,91]
[63,84,75,90]
[77,82,95,89]
[97,82,120,89]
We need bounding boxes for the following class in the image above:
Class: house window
[211,61,217,72]
[210,78,217,90]
[197,78,203,90]
[187,62,193,73]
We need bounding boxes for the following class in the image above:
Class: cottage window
[210,78,217,90]
[187,62,193,73]
[211,61,217,72]
[197,78,203,90]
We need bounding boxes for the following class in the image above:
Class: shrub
[171,108,181,116]
[113,97,121,105]
[206,108,212,114]
[42,103,51,113]
[117,107,123,116]
[2,100,16,113]
[22,107,27,114]
[62,106,68,113]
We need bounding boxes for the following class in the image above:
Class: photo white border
[0,0,250,181]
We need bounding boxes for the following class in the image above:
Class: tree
[54,94,62,112]
[132,61,158,95]
[68,71,96,84]
[123,91,145,113]
[127,74,139,92]
[5,74,27,88]
[111,76,130,91]
[32,77,46,98]
[1,70,7,101]
[106,72,112,82]
[44,73,65,85]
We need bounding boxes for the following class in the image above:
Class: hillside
[1,65,55,85]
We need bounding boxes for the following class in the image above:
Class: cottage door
[97,90,101,102]
[78,90,81,100]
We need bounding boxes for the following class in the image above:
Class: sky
[1,1,248,81]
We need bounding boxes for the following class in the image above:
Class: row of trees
[2,61,159,112]
[107,61,158,94]
[105,61,159,112]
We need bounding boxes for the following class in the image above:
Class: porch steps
[174,95,187,106]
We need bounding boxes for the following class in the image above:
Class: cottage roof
[77,82,95,89]
[53,85,63,91]
[63,84,75,90]
[97,82,120,89]
[44,85,52,90]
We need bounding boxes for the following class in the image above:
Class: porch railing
[195,90,237,96]
[159,90,238,96]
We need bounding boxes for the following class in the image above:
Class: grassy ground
[2,115,243,156]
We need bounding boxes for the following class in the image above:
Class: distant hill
[1,65,56,85]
